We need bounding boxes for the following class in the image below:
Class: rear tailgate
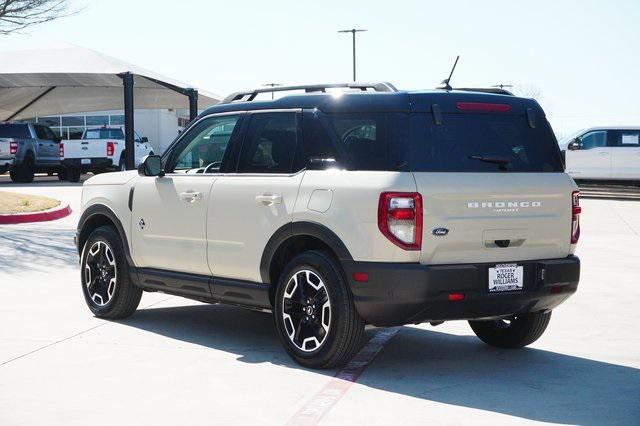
[62,139,107,160]
[0,138,11,157]
[415,173,575,264]
[409,93,576,265]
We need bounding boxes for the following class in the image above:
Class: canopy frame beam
[6,86,56,121]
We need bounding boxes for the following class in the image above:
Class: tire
[274,250,364,369]
[9,155,35,183]
[67,167,81,183]
[469,311,552,348]
[58,168,68,181]
[80,225,142,319]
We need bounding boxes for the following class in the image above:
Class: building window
[62,116,85,126]
[86,115,109,126]
[110,115,125,126]
[37,116,61,127]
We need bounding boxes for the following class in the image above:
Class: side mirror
[141,137,149,143]
[138,155,164,177]
[567,139,581,151]
[307,157,339,170]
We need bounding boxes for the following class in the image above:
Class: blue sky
[3,0,639,137]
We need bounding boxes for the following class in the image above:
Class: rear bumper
[0,156,13,166]
[62,157,112,172]
[343,255,580,326]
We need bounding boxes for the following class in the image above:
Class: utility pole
[338,28,367,81]
[262,83,282,100]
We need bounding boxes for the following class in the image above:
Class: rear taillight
[571,191,581,244]
[9,141,18,154]
[59,142,64,158]
[378,192,423,250]
[107,141,115,156]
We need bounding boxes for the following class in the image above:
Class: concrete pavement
[0,179,638,425]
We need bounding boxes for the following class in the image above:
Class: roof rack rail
[221,82,398,104]
[454,87,515,96]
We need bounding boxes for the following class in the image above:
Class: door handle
[255,194,282,205]
[179,191,202,203]
[599,152,609,156]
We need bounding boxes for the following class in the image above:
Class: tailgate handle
[495,239,510,248]
[81,142,89,145]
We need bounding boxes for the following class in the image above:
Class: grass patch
[0,191,61,214]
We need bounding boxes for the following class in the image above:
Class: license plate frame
[488,263,524,292]
[81,158,91,165]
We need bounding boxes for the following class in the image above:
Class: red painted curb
[0,204,72,224]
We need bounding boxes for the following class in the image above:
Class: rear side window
[324,113,408,171]
[0,124,31,139]
[85,129,124,139]
[238,112,298,174]
[411,113,564,172]
[608,130,640,147]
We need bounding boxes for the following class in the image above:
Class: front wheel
[274,250,364,369]
[80,225,142,319]
[469,311,552,348]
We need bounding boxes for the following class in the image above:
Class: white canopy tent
[0,44,221,168]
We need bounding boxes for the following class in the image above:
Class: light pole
[338,28,367,81]
[262,83,282,99]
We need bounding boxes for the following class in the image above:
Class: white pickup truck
[60,127,154,181]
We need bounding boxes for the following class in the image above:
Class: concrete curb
[0,204,72,224]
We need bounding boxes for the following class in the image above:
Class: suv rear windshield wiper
[468,155,511,171]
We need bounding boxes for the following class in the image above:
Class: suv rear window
[85,129,124,139]
[412,113,564,172]
[0,124,31,139]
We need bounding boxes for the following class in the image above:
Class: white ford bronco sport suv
[76,83,581,369]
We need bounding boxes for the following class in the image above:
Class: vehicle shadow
[120,303,640,425]
[0,227,78,273]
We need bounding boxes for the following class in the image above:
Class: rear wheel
[9,155,34,183]
[469,311,552,348]
[57,168,68,181]
[67,167,81,182]
[80,225,142,319]
[274,250,364,369]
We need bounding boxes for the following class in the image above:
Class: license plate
[488,264,523,292]
[81,159,91,165]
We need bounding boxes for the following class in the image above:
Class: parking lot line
[286,327,400,426]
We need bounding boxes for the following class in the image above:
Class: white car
[563,127,640,181]
[61,127,154,181]
[75,83,581,369]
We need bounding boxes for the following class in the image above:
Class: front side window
[580,131,607,150]
[170,114,240,172]
[238,112,298,174]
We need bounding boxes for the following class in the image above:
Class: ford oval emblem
[432,227,449,236]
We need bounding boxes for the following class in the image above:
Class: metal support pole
[338,28,366,82]
[188,89,198,122]
[352,31,356,82]
[122,72,135,170]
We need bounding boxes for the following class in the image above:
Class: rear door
[565,130,611,179]
[207,110,304,283]
[609,129,640,180]
[33,125,58,165]
[409,107,574,265]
